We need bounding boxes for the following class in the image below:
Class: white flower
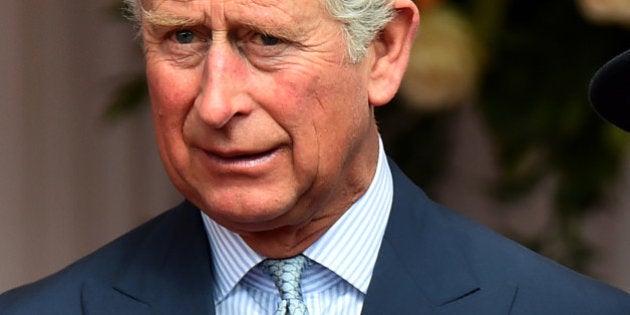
[578,0,630,26]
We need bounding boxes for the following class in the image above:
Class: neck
[242,131,381,258]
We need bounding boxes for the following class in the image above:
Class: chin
[196,194,298,227]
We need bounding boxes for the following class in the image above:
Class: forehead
[143,0,329,27]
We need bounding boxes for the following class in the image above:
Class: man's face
[143,0,381,239]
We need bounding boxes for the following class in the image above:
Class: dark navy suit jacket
[2,162,630,314]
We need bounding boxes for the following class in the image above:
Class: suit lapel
[80,162,517,314]
[81,202,216,315]
[362,161,516,314]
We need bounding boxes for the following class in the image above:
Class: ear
[367,0,420,107]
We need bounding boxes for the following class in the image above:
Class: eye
[260,34,280,46]
[160,28,209,67]
[233,29,292,70]
[174,30,196,44]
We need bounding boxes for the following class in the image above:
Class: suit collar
[82,201,215,315]
[81,162,517,314]
[362,161,516,314]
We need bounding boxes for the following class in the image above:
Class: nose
[194,38,251,129]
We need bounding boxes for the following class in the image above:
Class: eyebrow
[142,10,200,29]
[141,7,305,41]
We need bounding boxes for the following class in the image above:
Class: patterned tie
[260,255,311,315]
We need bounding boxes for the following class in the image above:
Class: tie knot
[260,255,310,300]
[260,255,311,314]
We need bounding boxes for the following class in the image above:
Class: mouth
[204,147,281,169]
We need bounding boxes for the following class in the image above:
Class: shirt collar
[304,138,393,293]
[201,137,393,302]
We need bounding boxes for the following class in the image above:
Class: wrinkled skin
[142,0,419,257]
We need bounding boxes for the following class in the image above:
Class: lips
[202,146,281,169]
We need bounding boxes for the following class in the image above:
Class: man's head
[131,0,419,256]
[590,49,630,132]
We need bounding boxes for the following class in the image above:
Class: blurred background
[1,0,630,293]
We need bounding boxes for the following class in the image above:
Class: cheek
[260,70,318,131]
[147,66,199,135]
[264,66,369,170]
[148,66,197,112]
[146,64,202,174]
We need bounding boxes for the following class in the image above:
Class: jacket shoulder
[387,161,630,314]
[439,203,630,313]
[0,201,197,314]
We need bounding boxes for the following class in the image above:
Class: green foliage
[103,0,147,122]
[386,0,629,272]
[478,1,629,270]
[377,95,452,191]
[103,75,148,122]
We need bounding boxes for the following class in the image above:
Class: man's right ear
[367,0,420,107]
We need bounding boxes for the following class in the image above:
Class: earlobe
[367,0,420,107]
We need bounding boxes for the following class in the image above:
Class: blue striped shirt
[201,139,393,314]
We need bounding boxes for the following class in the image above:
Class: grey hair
[122,0,395,63]
[324,0,395,62]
